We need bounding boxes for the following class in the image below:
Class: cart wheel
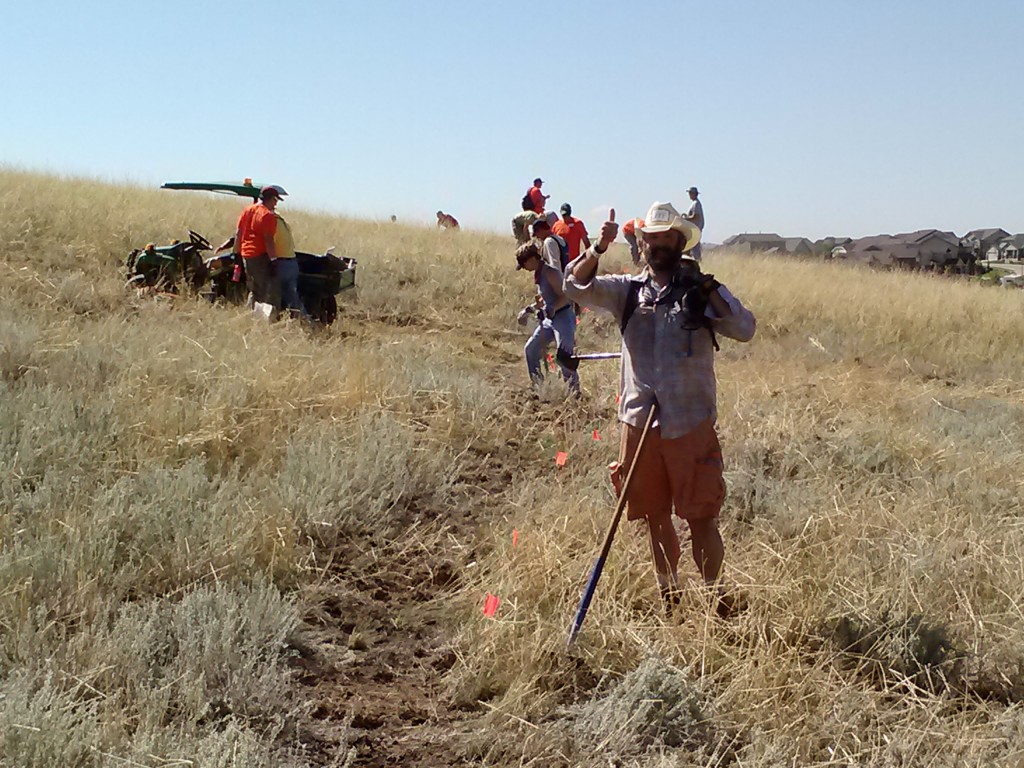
[320,294,338,325]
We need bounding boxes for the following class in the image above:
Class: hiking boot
[660,585,682,618]
[714,589,747,620]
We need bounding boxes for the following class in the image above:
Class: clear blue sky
[4,1,1022,242]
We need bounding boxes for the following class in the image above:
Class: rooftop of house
[722,233,784,245]
[965,227,1010,241]
[900,229,959,245]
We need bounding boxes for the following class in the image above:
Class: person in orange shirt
[622,216,645,265]
[527,177,548,214]
[233,185,286,311]
[551,203,591,262]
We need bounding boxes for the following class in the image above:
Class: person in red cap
[233,185,287,313]
[526,178,548,214]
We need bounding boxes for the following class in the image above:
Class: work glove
[697,272,721,296]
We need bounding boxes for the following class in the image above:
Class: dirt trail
[295,533,479,766]
[291,341,524,766]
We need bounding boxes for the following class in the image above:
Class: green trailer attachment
[160,181,275,201]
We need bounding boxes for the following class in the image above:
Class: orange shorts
[616,418,726,523]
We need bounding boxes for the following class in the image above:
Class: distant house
[815,237,852,257]
[991,234,1024,261]
[902,229,959,267]
[783,237,813,256]
[722,233,817,256]
[842,236,919,269]
[722,233,786,253]
[964,228,1010,260]
[841,229,962,270]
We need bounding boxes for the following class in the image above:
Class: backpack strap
[549,235,569,271]
[619,276,720,351]
[619,279,643,334]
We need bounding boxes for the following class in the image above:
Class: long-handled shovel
[556,350,622,372]
[566,403,657,650]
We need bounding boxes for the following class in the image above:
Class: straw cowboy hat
[639,201,701,256]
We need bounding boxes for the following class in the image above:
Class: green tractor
[125,229,212,293]
[125,181,356,324]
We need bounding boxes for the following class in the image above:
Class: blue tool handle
[566,554,606,649]
[565,404,656,650]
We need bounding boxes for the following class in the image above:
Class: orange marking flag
[483,593,500,617]
[592,429,601,441]
[512,529,519,549]
[555,451,568,467]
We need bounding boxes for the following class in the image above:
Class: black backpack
[521,191,533,210]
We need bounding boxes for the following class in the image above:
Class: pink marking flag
[512,529,519,549]
[555,451,568,467]
[483,593,500,618]
[592,429,601,441]
[615,393,621,405]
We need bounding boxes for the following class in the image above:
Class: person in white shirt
[683,186,704,262]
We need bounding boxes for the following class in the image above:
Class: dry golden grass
[1,168,1023,766]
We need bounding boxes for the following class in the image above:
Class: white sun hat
[639,201,702,256]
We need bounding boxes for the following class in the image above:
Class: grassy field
[1,169,1023,767]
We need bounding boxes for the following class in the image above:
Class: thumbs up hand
[598,208,618,251]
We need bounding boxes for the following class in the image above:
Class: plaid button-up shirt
[564,252,756,438]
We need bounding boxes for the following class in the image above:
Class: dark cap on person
[687,186,699,194]
[559,203,572,215]
[260,184,288,199]
[515,243,540,270]
[531,218,550,232]
[533,177,543,185]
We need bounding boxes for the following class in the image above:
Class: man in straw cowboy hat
[563,202,755,615]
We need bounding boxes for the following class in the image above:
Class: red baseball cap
[260,184,288,199]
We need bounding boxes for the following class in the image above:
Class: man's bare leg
[688,517,741,617]
[646,516,681,610]
[687,518,724,585]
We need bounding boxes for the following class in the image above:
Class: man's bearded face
[642,230,686,272]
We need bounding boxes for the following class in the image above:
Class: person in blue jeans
[516,241,580,396]
[271,209,309,320]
